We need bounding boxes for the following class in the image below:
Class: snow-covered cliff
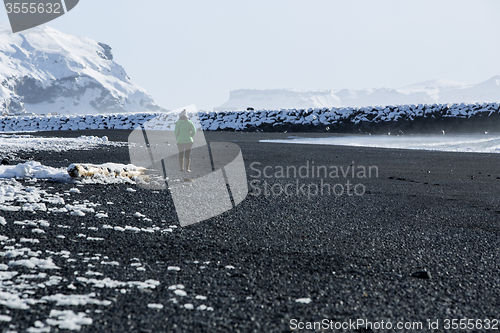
[0,24,165,115]
[215,76,500,111]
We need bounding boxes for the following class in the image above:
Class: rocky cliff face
[0,24,165,115]
[215,77,500,111]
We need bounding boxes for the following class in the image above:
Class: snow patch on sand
[0,161,70,181]
[0,135,123,155]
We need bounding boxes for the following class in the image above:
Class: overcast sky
[1,0,500,110]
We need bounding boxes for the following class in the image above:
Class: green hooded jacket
[175,119,197,143]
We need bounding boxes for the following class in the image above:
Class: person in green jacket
[174,110,197,172]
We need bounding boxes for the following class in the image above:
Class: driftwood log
[67,163,147,179]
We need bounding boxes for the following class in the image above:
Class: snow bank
[0,134,124,155]
[0,161,70,181]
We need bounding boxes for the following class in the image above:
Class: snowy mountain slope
[439,75,500,104]
[0,24,165,115]
[216,89,342,111]
[215,76,500,111]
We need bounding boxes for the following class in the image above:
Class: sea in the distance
[261,134,500,154]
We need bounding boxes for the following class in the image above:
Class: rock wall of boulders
[1,102,500,134]
[200,102,500,134]
[0,113,161,132]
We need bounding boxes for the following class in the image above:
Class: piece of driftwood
[67,163,147,179]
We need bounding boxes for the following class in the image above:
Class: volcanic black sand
[2,130,500,332]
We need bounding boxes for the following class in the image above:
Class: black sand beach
[2,130,500,332]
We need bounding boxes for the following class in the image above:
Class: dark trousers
[177,143,193,160]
